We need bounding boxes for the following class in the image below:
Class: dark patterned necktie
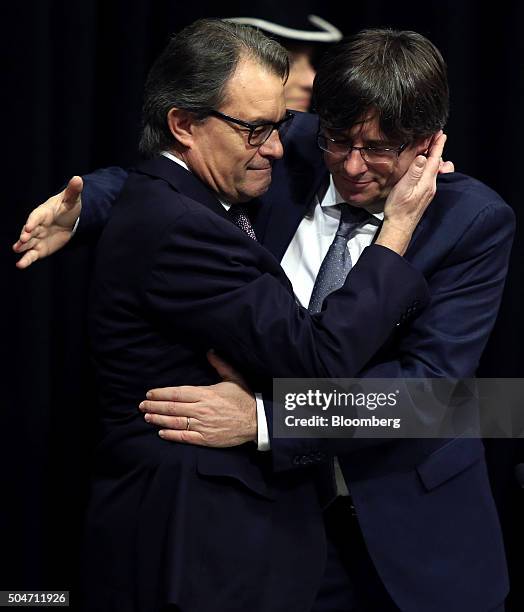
[308,205,372,314]
[229,205,257,241]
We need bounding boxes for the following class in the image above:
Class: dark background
[2,0,523,609]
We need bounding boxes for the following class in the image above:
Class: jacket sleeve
[76,167,129,238]
[361,202,515,378]
[142,206,428,382]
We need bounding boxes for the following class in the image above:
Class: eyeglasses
[317,133,408,165]
[209,110,294,146]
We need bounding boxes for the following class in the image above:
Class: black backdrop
[2,0,523,608]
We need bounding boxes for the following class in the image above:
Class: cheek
[375,165,400,189]
[388,155,419,185]
[224,151,250,182]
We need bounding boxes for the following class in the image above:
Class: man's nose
[343,148,368,176]
[259,130,284,160]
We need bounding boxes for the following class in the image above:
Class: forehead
[335,112,384,141]
[220,57,286,121]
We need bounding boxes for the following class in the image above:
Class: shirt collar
[161,150,189,171]
[161,151,230,210]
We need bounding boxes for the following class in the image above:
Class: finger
[63,176,83,209]
[403,155,427,185]
[15,229,35,245]
[15,250,40,269]
[146,385,207,403]
[13,237,38,253]
[439,160,454,174]
[144,413,189,430]
[207,350,245,384]
[425,133,447,167]
[23,206,50,233]
[417,134,447,185]
[18,225,46,244]
[139,400,201,416]
[13,238,32,252]
[158,429,206,445]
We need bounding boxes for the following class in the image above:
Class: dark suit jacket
[84,153,427,612]
[82,112,515,612]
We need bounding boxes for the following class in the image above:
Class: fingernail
[158,430,165,438]
[139,402,145,410]
[146,391,152,399]
[144,413,151,422]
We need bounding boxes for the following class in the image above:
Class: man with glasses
[14,27,512,612]
[13,20,446,612]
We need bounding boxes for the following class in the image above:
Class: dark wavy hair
[312,28,449,143]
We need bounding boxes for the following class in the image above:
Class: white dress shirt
[278,176,383,492]
[281,175,383,308]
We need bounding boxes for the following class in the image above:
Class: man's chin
[342,190,376,208]
[245,174,272,199]
[236,185,271,203]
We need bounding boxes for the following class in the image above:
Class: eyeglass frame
[317,133,408,165]
[208,109,295,146]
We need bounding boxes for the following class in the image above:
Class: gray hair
[139,18,289,157]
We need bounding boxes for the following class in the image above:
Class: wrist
[375,221,414,255]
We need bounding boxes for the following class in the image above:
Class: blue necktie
[229,205,257,241]
[308,205,372,314]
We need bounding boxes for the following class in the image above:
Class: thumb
[207,350,245,385]
[404,155,427,184]
[63,175,83,209]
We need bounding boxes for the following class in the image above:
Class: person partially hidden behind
[14,25,513,612]
[228,11,342,112]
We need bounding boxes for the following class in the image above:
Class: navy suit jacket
[84,152,427,612]
[81,113,514,612]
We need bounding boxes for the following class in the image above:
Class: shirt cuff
[71,216,80,237]
[255,393,270,451]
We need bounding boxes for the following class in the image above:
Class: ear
[416,130,443,156]
[167,108,197,148]
[416,135,433,156]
